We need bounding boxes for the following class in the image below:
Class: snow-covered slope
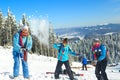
[0,46,120,80]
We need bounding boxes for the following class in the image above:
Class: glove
[20,47,27,53]
[92,60,97,66]
[20,52,23,59]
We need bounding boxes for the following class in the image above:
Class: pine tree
[0,10,3,29]
[0,10,3,45]
[22,14,29,26]
[48,22,57,57]
[49,22,54,57]
[4,8,17,45]
[21,14,31,34]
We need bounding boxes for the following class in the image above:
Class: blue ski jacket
[13,31,32,53]
[82,57,87,65]
[53,43,76,62]
[92,44,107,61]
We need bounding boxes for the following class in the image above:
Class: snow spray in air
[29,16,49,45]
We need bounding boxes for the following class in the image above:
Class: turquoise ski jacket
[53,43,76,62]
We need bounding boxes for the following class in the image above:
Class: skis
[46,72,84,76]
[74,73,84,76]
[46,72,54,74]
[46,72,84,80]
[71,66,92,69]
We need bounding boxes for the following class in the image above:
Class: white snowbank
[0,46,120,80]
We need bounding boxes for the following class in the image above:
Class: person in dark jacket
[53,38,77,80]
[92,38,108,80]
[82,57,87,70]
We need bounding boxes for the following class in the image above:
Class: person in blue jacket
[53,38,77,80]
[13,25,32,79]
[92,38,108,80]
[82,57,87,70]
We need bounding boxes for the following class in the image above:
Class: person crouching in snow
[12,25,32,79]
[53,38,77,80]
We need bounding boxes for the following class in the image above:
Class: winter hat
[93,38,101,48]
[93,38,100,42]
[21,25,29,31]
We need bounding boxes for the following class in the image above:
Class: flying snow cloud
[29,16,49,45]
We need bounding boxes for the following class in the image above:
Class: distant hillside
[54,23,120,39]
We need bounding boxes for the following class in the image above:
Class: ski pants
[54,60,74,80]
[13,51,29,78]
[95,58,108,80]
[82,64,87,70]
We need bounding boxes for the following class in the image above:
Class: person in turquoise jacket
[53,38,77,80]
[13,25,32,79]
[92,38,108,80]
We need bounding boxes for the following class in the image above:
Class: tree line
[68,33,120,64]
[0,9,57,58]
[0,9,119,64]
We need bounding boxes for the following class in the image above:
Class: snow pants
[95,58,108,80]
[82,64,87,70]
[13,51,29,78]
[54,60,74,80]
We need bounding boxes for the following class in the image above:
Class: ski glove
[20,52,23,59]
[20,47,28,53]
[92,60,97,66]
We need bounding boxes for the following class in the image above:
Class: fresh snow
[104,32,115,35]
[0,46,120,80]
[59,32,84,40]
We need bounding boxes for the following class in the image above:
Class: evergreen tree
[49,22,56,57]
[22,14,29,26]
[3,8,18,45]
[0,10,3,45]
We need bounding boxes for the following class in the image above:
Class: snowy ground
[0,46,120,80]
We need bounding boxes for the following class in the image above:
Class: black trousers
[54,60,74,80]
[82,64,87,70]
[95,58,108,80]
